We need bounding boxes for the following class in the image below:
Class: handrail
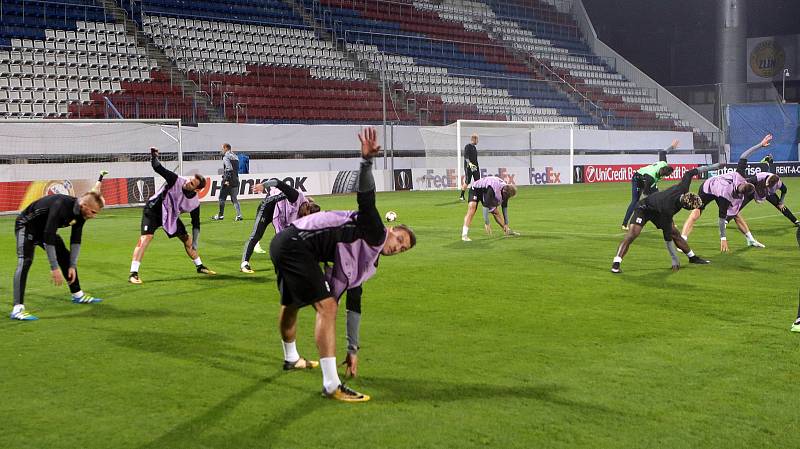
[102,96,124,119]
[571,0,719,134]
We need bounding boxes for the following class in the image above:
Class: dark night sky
[582,0,800,87]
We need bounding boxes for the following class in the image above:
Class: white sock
[72,290,84,299]
[745,232,754,241]
[462,225,469,237]
[282,340,300,363]
[320,357,341,394]
[681,234,688,241]
[12,304,24,314]
[130,261,140,272]
[613,256,622,263]
[193,257,202,266]
[241,260,249,268]
[686,250,695,258]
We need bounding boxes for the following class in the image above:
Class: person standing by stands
[212,143,243,221]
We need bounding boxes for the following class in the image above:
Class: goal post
[420,119,576,189]
[0,118,183,214]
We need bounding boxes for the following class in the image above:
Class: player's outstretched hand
[150,147,159,157]
[671,262,680,272]
[358,127,381,160]
[484,223,492,235]
[720,239,729,252]
[51,268,64,286]
[670,139,679,149]
[343,353,358,378]
[67,267,77,285]
[760,134,773,147]
[253,183,265,194]
[778,202,787,211]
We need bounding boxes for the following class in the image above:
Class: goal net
[418,120,575,188]
[0,119,183,214]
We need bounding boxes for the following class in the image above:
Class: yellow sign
[749,40,786,78]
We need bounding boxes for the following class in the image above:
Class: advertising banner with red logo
[0,177,155,213]
[574,164,700,184]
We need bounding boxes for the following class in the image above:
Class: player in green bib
[621,140,679,230]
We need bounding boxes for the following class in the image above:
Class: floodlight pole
[178,120,183,175]
[569,126,574,185]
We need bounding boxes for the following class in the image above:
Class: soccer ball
[385,210,397,222]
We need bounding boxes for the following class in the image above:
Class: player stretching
[745,172,800,226]
[459,133,480,201]
[10,172,107,320]
[269,128,416,402]
[681,134,770,251]
[611,164,719,273]
[621,140,678,230]
[129,148,215,284]
[461,175,517,241]
[240,180,320,273]
[211,143,243,221]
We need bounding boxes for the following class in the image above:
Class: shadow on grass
[138,370,299,449]
[44,304,198,320]
[359,376,619,414]
[105,328,271,362]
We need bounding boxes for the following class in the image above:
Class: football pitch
[1,180,799,449]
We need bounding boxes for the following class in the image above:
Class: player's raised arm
[150,147,179,187]
[355,128,384,244]
[738,134,773,173]
[659,139,679,162]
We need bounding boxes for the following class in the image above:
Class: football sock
[72,290,84,299]
[282,340,300,363]
[686,250,696,258]
[681,234,688,241]
[745,232,754,241]
[130,261,140,272]
[796,291,800,321]
[320,357,341,393]
[12,304,24,314]
[461,225,469,237]
[613,256,622,263]
[193,257,202,267]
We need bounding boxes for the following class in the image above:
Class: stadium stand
[0,0,696,131]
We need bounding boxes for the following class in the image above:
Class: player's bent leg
[680,208,703,239]
[611,224,642,273]
[179,234,216,275]
[671,227,710,264]
[462,201,479,241]
[279,305,319,370]
[129,234,153,284]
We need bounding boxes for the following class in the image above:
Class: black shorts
[630,204,660,228]
[464,163,479,184]
[697,182,717,210]
[269,226,332,309]
[469,186,492,206]
[140,206,186,238]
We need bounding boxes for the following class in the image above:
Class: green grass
[1,180,800,449]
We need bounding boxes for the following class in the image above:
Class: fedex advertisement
[412,163,569,191]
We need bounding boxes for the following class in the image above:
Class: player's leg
[622,176,642,229]
[214,186,228,220]
[11,226,37,320]
[681,186,712,240]
[129,234,153,284]
[767,193,800,225]
[279,304,307,367]
[178,226,215,275]
[230,182,243,220]
[792,289,800,332]
[461,199,479,241]
[670,224,709,264]
[611,219,643,273]
[731,214,763,247]
[241,199,276,272]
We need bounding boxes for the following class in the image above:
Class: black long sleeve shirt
[16,194,85,245]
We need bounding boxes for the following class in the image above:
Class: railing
[571,0,720,136]
[0,0,109,25]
